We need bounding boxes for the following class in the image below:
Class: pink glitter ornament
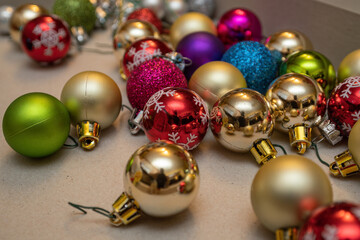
[127,58,188,111]
[142,87,209,150]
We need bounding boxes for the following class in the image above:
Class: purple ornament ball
[217,8,262,50]
[176,32,225,80]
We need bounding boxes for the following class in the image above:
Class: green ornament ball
[2,93,71,158]
[53,0,96,33]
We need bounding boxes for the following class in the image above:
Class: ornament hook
[63,135,79,149]
[122,105,144,135]
[309,142,330,167]
[68,202,115,219]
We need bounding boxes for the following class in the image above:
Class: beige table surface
[1,1,360,240]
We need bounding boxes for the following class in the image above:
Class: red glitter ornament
[127,8,163,33]
[122,38,172,78]
[299,202,360,240]
[142,87,209,150]
[21,15,71,63]
[328,76,360,137]
[127,58,187,111]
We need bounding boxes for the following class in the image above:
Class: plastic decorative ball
[176,32,224,79]
[338,49,360,82]
[21,15,71,63]
[127,8,163,33]
[2,92,70,158]
[53,0,96,33]
[189,61,247,107]
[142,0,165,19]
[299,202,360,240]
[164,0,189,24]
[126,58,188,111]
[210,88,274,152]
[9,4,48,44]
[217,8,262,50]
[142,87,209,150]
[188,0,216,18]
[221,41,278,94]
[251,155,333,234]
[280,50,336,98]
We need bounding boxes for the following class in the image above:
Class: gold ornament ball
[113,19,160,61]
[9,4,48,44]
[266,73,325,133]
[265,30,313,60]
[210,88,274,152]
[349,119,360,167]
[338,49,360,82]
[189,61,247,108]
[124,141,200,217]
[251,155,333,232]
[170,12,216,48]
[60,71,122,129]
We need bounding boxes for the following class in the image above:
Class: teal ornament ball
[2,93,71,158]
[53,0,96,33]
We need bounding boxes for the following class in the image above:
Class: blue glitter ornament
[222,41,278,94]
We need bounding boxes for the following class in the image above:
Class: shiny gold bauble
[265,30,313,60]
[266,73,325,133]
[170,12,216,48]
[9,4,48,44]
[124,141,200,217]
[338,49,360,82]
[349,119,360,167]
[210,88,274,152]
[189,61,247,108]
[60,71,122,129]
[251,155,333,232]
[113,19,160,61]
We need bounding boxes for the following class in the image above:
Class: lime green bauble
[2,93,71,158]
[53,0,96,33]
[280,50,336,98]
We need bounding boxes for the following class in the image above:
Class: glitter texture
[126,58,188,111]
[222,41,278,94]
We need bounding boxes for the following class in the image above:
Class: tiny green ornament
[53,0,96,33]
[2,92,71,158]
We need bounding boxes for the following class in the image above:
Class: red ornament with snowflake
[127,8,163,33]
[142,87,209,150]
[299,202,360,240]
[122,38,172,78]
[21,15,71,63]
[328,76,360,137]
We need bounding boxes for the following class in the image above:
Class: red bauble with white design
[122,38,172,78]
[299,202,360,240]
[328,76,360,137]
[21,15,71,63]
[142,87,209,150]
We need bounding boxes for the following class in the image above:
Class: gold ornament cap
[77,120,100,150]
[110,192,141,226]
[317,119,343,145]
[288,123,311,154]
[275,227,298,240]
[250,138,277,165]
[330,150,360,177]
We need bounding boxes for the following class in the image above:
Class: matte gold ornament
[266,73,326,154]
[338,49,360,82]
[251,155,333,239]
[9,4,48,44]
[189,61,247,108]
[265,30,313,60]
[61,71,122,150]
[170,12,216,48]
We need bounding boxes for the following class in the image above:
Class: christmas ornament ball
[170,12,217,48]
[21,15,71,63]
[221,41,278,94]
[217,8,262,50]
[61,71,122,129]
[0,6,14,34]
[124,141,200,217]
[251,155,333,233]
[176,31,224,79]
[189,61,247,107]
[9,4,48,44]
[127,8,163,33]
[2,92,70,158]
[126,58,187,111]
[142,0,165,19]
[142,87,209,150]
[164,0,189,24]
[349,120,360,168]
[53,0,96,33]
[188,0,216,18]
[299,202,360,240]
[210,88,274,152]
[338,49,360,82]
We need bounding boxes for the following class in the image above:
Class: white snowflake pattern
[321,225,338,240]
[143,109,150,120]
[351,110,360,121]
[193,96,203,106]
[200,112,208,125]
[210,107,221,123]
[302,231,317,240]
[165,89,176,97]
[168,132,180,143]
[32,21,66,56]
[127,42,162,71]
[339,77,360,99]
[178,134,198,150]
[341,122,352,133]
[352,207,360,220]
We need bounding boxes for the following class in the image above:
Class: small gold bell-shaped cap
[288,123,311,154]
[330,150,360,177]
[250,138,277,165]
[76,120,100,150]
[275,227,298,240]
[110,192,141,226]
